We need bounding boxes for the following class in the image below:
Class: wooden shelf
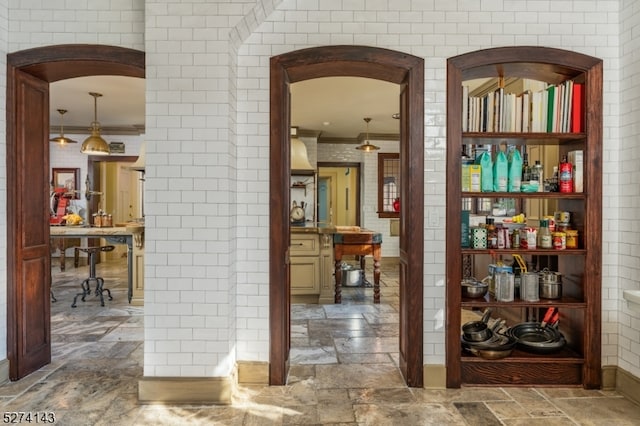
[462,132,586,145]
[461,295,586,308]
[461,248,586,255]
[461,191,585,200]
[446,46,603,389]
[462,345,583,361]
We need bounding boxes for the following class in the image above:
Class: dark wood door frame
[6,44,144,380]
[270,46,424,386]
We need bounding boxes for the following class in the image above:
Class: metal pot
[539,268,562,284]
[461,309,492,342]
[540,282,562,299]
[461,278,488,299]
[341,265,363,287]
[538,268,562,299]
[461,333,516,359]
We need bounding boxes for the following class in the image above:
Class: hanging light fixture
[49,109,77,145]
[80,92,110,155]
[356,117,380,152]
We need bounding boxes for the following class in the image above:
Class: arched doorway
[269,46,425,386]
[6,44,144,380]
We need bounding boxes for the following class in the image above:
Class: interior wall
[235,0,621,371]
[616,0,640,379]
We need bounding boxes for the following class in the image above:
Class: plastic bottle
[559,155,573,193]
[538,219,552,249]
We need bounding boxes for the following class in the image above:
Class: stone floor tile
[0,260,637,426]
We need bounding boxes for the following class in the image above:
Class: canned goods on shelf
[552,231,566,250]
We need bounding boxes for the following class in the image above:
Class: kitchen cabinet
[290,230,335,304]
[446,47,602,388]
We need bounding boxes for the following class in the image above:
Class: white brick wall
[7,0,144,52]
[236,0,622,368]
[616,0,640,379]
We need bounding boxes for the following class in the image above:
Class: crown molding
[50,124,145,136]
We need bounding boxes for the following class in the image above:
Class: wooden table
[50,224,144,304]
[333,230,382,304]
[50,237,81,271]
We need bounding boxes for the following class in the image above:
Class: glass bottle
[486,217,497,249]
[522,153,531,183]
[512,261,521,299]
[532,160,544,192]
[511,228,520,249]
[538,219,552,249]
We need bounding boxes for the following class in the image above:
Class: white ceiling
[49,75,145,133]
[50,75,400,139]
[291,77,400,139]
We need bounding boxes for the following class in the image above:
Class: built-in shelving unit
[446,47,603,388]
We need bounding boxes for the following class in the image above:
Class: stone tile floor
[0,259,638,425]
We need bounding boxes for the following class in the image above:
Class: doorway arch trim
[269,45,424,386]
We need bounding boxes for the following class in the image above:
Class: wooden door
[398,72,424,387]
[7,70,51,380]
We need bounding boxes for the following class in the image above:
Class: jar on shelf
[538,219,552,249]
[565,229,579,249]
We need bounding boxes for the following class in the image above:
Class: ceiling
[50,75,400,140]
[49,75,145,135]
[291,77,400,141]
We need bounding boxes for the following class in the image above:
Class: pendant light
[49,109,77,145]
[356,117,380,152]
[80,92,110,155]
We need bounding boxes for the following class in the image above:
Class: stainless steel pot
[538,268,562,299]
[540,282,562,299]
[461,332,516,359]
[461,309,492,342]
[461,278,488,298]
[341,265,363,287]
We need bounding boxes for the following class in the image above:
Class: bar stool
[71,245,115,307]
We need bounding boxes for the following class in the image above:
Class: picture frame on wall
[52,168,80,199]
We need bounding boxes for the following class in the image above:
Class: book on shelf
[463,78,584,134]
[571,82,584,133]
[546,85,556,133]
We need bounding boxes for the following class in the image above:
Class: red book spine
[571,82,584,133]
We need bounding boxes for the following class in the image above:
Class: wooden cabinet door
[290,256,320,295]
